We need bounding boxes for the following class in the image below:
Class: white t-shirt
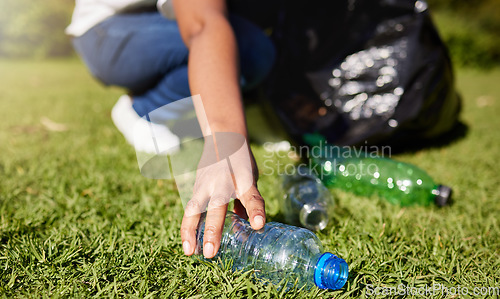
[66,0,172,37]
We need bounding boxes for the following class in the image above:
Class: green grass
[0,59,499,298]
[430,10,500,69]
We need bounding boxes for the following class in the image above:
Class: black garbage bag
[265,0,461,147]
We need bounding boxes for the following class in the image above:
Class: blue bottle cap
[314,252,349,290]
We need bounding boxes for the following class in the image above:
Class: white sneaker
[111,95,180,154]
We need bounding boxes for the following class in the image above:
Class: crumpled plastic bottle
[195,212,349,290]
[281,166,334,231]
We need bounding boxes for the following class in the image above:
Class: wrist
[207,121,248,139]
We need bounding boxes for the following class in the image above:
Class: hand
[180,133,266,258]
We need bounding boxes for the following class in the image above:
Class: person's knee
[249,34,276,86]
[230,14,276,91]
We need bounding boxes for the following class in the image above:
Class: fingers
[181,194,230,258]
[180,197,204,256]
[239,187,266,230]
[203,197,228,258]
[182,159,234,257]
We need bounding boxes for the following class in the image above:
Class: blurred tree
[0,0,75,58]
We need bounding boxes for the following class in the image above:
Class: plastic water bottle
[195,212,349,290]
[281,166,334,231]
[312,148,452,206]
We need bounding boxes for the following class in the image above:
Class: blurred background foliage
[427,0,500,69]
[0,0,498,68]
[0,0,74,58]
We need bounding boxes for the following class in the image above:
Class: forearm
[174,0,247,138]
[189,16,247,138]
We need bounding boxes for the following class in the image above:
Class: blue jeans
[73,12,276,118]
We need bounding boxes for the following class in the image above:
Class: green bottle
[305,135,452,206]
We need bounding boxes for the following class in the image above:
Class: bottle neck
[300,203,329,231]
[314,252,349,290]
[432,184,452,207]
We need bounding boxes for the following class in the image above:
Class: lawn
[0,59,499,298]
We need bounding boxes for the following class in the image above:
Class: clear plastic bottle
[195,212,349,290]
[281,166,334,231]
[312,148,452,206]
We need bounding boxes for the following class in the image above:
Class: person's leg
[73,12,275,117]
[72,12,189,96]
[231,14,276,92]
[72,12,189,153]
[72,12,275,153]
[130,13,276,117]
